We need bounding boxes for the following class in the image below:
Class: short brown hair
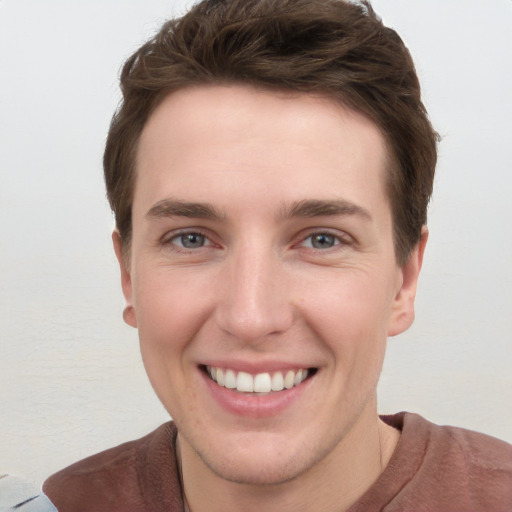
[104,0,438,264]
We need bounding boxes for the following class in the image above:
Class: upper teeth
[207,366,309,393]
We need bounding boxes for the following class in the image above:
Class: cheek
[301,269,394,389]
[304,270,394,341]
[132,269,210,413]
[133,268,211,355]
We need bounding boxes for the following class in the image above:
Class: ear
[112,230,137,328]
[388,226,428,337]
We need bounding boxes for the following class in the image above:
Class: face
[115,85,424,485]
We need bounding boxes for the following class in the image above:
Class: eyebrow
[146,199,225,220]
[146,198,371,222]
[281,199,372,221]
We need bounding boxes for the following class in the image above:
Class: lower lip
[201,369,313,418]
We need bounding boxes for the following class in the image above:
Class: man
[42,0,512,510]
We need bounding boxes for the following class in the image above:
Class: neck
[177,403,399,512]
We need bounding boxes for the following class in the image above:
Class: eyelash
[160,229,352,253]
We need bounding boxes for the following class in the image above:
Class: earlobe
[112,230,137,328]
[388,227,428,337]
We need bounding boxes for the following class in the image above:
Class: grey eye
[179,233,206,248]
[310,233,337,249]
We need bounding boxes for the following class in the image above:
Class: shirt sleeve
[0,475,58,512]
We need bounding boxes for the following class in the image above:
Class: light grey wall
[1,0,511,485]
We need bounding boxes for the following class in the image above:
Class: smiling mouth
[204,365,316,394]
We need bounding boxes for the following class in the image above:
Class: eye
[303,233,339,249]
[169,231,210,249]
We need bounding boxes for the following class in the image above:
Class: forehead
[135,85,390,217]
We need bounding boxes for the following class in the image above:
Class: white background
[1,0,511,486]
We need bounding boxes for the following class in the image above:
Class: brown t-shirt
[43,412,512,511]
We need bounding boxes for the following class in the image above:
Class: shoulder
[43,422,181,512]
[399,412,512,472]
[380,412,512,511]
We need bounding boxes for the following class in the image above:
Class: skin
[113,85,427,512]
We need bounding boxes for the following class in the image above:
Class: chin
[192,430,329,486]
[204,454,309,486]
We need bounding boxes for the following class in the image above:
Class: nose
[214,246,294,344]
